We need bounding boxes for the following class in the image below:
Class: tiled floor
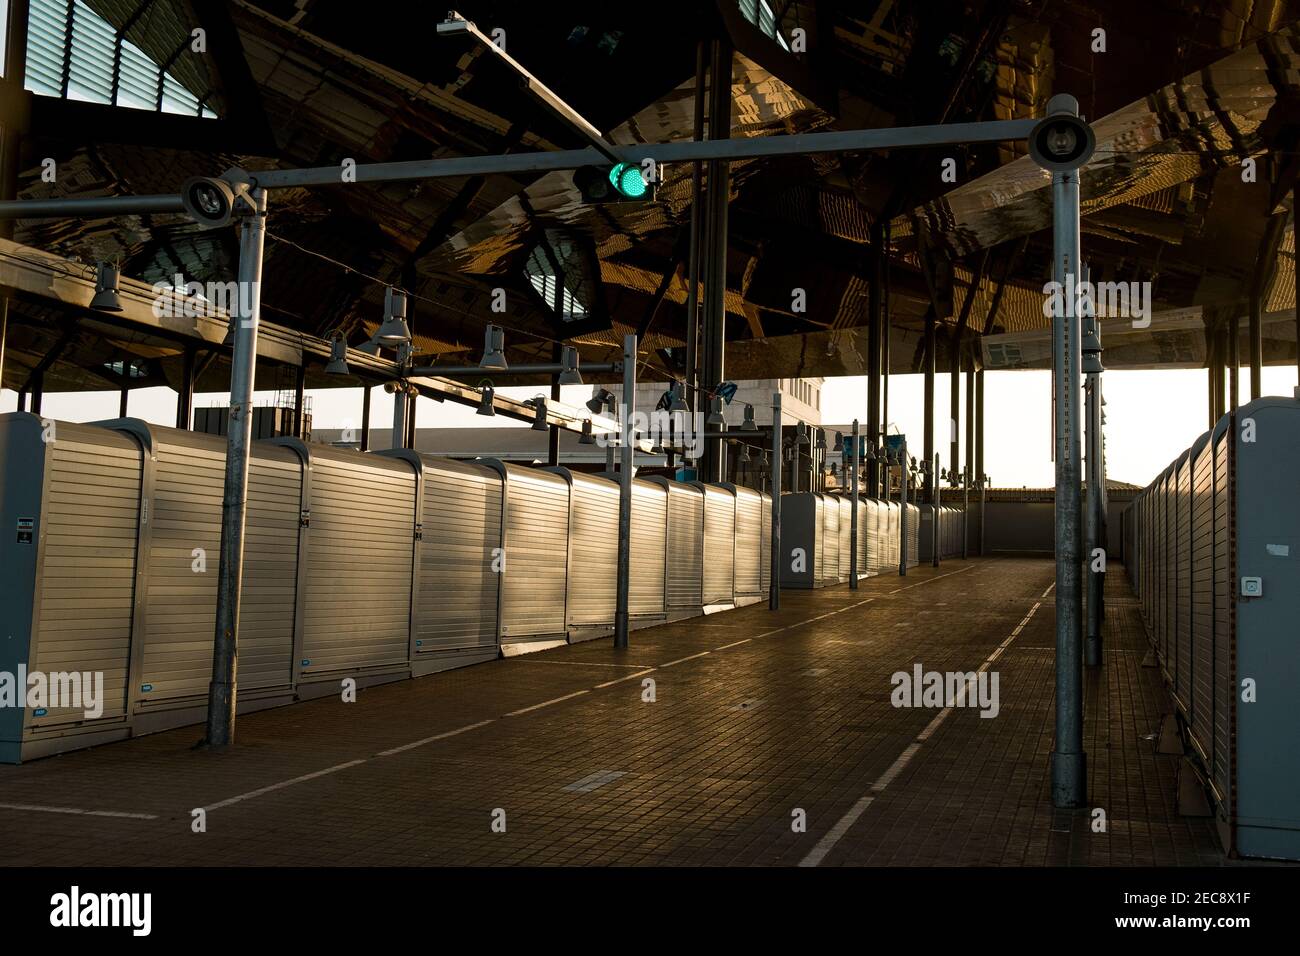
[0,558,1225,866]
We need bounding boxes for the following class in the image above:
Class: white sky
[3,367,1295,488]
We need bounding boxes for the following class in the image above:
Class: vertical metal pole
[685,40,706,424]
[932,453,941,567]
[360,385,372,452]
[1049,98,1087,807]
[769,391,782,611]
[392,343,409,450]
[292,362,306,438]
[1083,263,1104,667]
[176,345,196,429]
[1228,309,1240,411]
[976,366,986,555]
[205,186,267,749]
[0,298,7,397]
[949,337,960,478]
[867,227,882,495]
[923,309,936,507]
[850,419,860,589]
[548,342,561,466]
[962,473,970,560]
[898,440,908,576]
[701,37,731,484]
[406,388,417,448]
[614,334,636,648]
[1249,282,1263,401]
[881,223,892,498]
[119,387,129,418]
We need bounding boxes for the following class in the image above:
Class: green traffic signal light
[608,163,648,199]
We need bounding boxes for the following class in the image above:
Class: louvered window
[24,0,217,117]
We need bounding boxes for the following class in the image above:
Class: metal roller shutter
[499,466,569,641]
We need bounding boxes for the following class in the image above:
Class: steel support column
[119,386,129,418]
[548,342,561,466]
[684,40,706,425]
[360,386,371,452]
[769,391,782,611]
[898,440,909,576]
[700,37,731,483]
[931,453,941,567]
[1048,96,1087,807]
[1083,262,1104,667]
[881,225,892,498]
[176,345,196,429]
[205,187,267,749]
[614,334,637,649]
[976,366,985,555]
[292,362,306,438]
[923,309,936,506]
[850,419,860,589]
[867,226,883,493]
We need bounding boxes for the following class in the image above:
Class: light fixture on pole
[480,324,508,370]
[741,404,758,431]
[586,388,615,414]
[706,396,725,426]
[579,419,595,444]
[477,384,496,417]
[376,287,411,345]
[90,261,123,312]
[736,441,751,464]
[530,396,548,431]
[325,334,350,375]
[816,429,827,451]
[797,424,810,446]
[558,345,583,384]
[833,431,843,452]
[668,381,689,413]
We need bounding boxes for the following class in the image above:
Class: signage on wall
[16,517,34,544]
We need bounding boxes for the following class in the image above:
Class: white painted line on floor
[594,668,657,689]
[514,660,653,668]
[661,651,711,667]
[376,719,496,757]
[714,638,753,650]
[204,759,368,812]
[799,594,1045,867]
[563,770,627,793]
[0,802,158,821]
[505,690,590,716]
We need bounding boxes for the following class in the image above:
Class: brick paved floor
[0,558,1226,866]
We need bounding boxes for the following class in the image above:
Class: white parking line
[505,690,590,716]
[203,759,367,812]
[0,802,158,821]
[799,589,1047,867]
[660,651,712,667]
[376,719,496,757]
[594,668,657,689]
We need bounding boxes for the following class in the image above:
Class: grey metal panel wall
[1190,439,1215,762]
[1164,472,1176,681]
[563,472,619,626]
[1176,455,1192,710]
[27,424,141,728]
[779,493,820,588]
[731,487,762,597]
[759,491,772,593]
[659,480,703,609]
[821,495,840,586]
[907,503,920,567]
[301,450,415,675]
[500,466,570,639]
[699,484,736,605]
[1232,398,1300,859]
[856,499,872,575]
[1212,430,1233,810]
[416,457,502,653]
[838,497,853,582]
[129,430,298,705]
[630,480,668,618]
[886,502,899,569]
[241,445,302,690]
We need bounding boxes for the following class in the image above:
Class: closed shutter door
[1190,442,1215,758]
[630,483,667,617]
[140,437,224,705]
[1176,459,1192,709]
[1212,432,1233,810]
[733,490,761,596]
[760,493,772,593]
[566,477,618,625]
[702,489,735,604]
[302,456,414,674]
[417,461,502,653]
[501,470,569,638]
[666,486,703,608]
[821,499,839,585]
[30,431,141,727]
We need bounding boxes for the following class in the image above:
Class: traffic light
[574,163,656,203]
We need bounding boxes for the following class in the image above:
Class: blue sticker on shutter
[33,708,47,717]
[415,640,422,647]
[301,660,311,667]
[141,683,153,692]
